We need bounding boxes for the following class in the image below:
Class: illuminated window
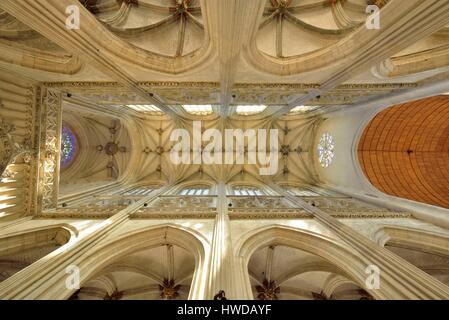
[60,126,77,169]
[290,105,320,113]
[180,186,211,196]
[126,105,162,114]
[317,132,335,168]
[236,105,267,115]
[233,186,264,196]
[182,105,213,115]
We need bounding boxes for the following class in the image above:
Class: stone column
[0,184,174,299]
[207,182,234,298]
[273,185,449,299]
[206,182,252,300]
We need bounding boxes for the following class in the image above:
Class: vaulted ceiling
[88,0,205,58]
[75,244,195,300]
[59,104,322,189]
[1,0,449,110]
[249,244,372,300]
[358,96,449,209]
[60,108,132,188]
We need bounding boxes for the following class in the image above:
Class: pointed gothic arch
[59,224,209,300]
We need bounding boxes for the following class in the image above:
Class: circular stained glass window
[317,132,335,168]
[60,126,77,169]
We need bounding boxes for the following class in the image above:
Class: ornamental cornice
[35,208,412,220]
[42,81,418,90]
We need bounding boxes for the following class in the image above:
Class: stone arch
[374,226,449,257]
[321,274,359,298]
[236,225,384,299]
[60,224,209,300]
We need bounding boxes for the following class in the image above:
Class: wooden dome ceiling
[358,96,449,209]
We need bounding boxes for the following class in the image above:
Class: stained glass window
[317,132,335,168]
[60,126,77,169]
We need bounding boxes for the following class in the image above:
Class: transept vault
[0,0,449,302]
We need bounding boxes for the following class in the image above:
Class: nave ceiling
[60,102,323,190]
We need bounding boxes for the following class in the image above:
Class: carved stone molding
[132,208,217,220]
[38,205,127,219]
[42,81,418,106]
[228,208,311,220]
[0,119,15,177]
[149,195,217,209]
[329,212,412,219]
[228,196,294,209]
[228,208,411,220]
[302,197,401,214]
[37,89,62,211]
[36,207,411,220]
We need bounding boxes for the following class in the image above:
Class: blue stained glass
[60,126,77,169]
